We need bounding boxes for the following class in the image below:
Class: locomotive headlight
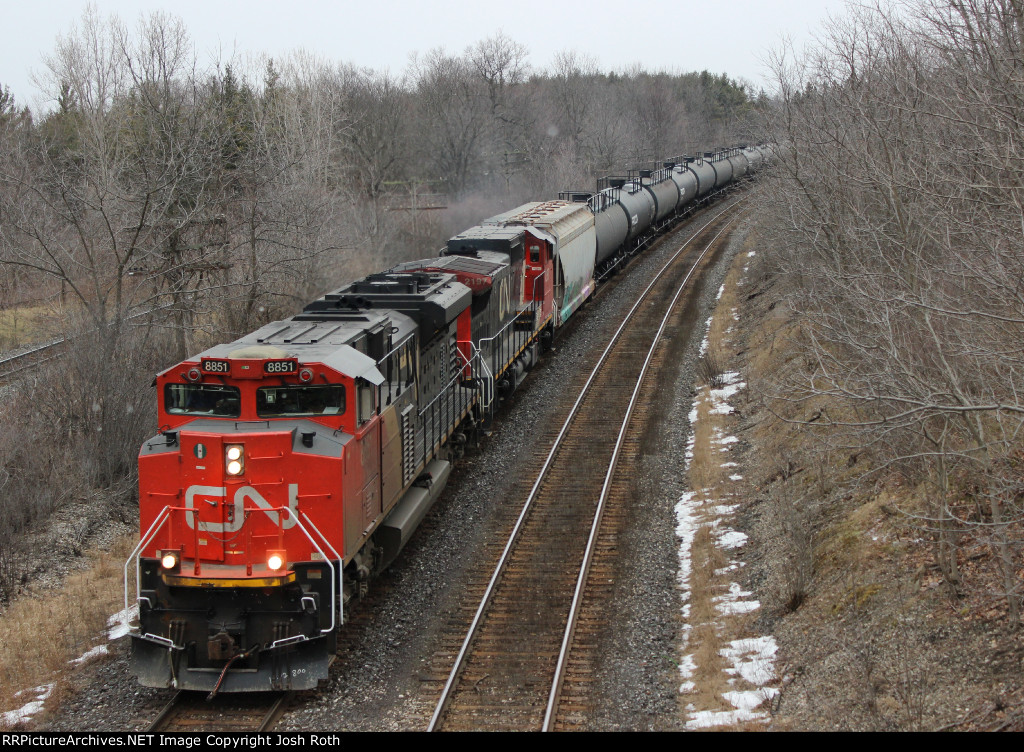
[267,551,286,571]
[225,444,245,476]
[159,550,181,573]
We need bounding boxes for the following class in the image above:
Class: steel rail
[0,303,173,381]
[426,198,744,731]
[147,690,290,732]
[147,691,182,732]
[542,212,745,731]
[258,692,291,732]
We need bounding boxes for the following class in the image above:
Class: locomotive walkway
[424,200,746,732]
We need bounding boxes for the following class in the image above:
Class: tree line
[0,8,757,599]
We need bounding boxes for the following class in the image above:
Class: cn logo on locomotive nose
[184,484,299,532]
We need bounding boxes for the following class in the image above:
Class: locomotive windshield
[257,385,346,417]
[165,384,241,417]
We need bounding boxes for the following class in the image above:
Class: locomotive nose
[173,428,300,565]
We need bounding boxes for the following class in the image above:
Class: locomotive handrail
[138,633,178,650]
[124,505,173,621]
[474,297,531,351]
[124,502,340,639]
[299,510,344,628]
[374,332,415,370]
[460,342,494,410]
[267,505,337,638]
[530,267,548,307]
[415,347,484,472]
[474,277,544,388]
[267,634,307,650]
[416,348,483,418]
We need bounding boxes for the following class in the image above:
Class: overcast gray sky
[5,0,851,112]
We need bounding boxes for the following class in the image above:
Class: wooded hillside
[760,0,1024,629]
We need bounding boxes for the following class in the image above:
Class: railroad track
[0,304,173,385]
[148,690,291,733]
[424,201,745,732]
[0,338,65,383]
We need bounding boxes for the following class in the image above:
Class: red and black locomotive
[126,148,766,692]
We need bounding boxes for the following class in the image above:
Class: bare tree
[548,50,600,156]
[761,0,1024,624]
[411,48,488,197]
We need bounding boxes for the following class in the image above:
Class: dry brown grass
[734,225,1024,729]
[0,533,137,727]
[0,303,59,351]
[688,396,718,491]
[707,264,743,357]
[687,524,732,711]
[683,396,755,721]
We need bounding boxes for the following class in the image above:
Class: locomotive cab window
[165,384,241,417]
[357,378,376,424]
[257,385,346,417]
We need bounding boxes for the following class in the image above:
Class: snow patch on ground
[717,530,748,550]
[698,315,713,357]
[676,360,778,729]
[69,645,109,665]
[676,491,701,624]
[108,604,137,641]
[716,581,760,616]
[723,637,779,686]
[2,685,53,728]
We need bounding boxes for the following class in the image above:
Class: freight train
[126,146,767,693]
